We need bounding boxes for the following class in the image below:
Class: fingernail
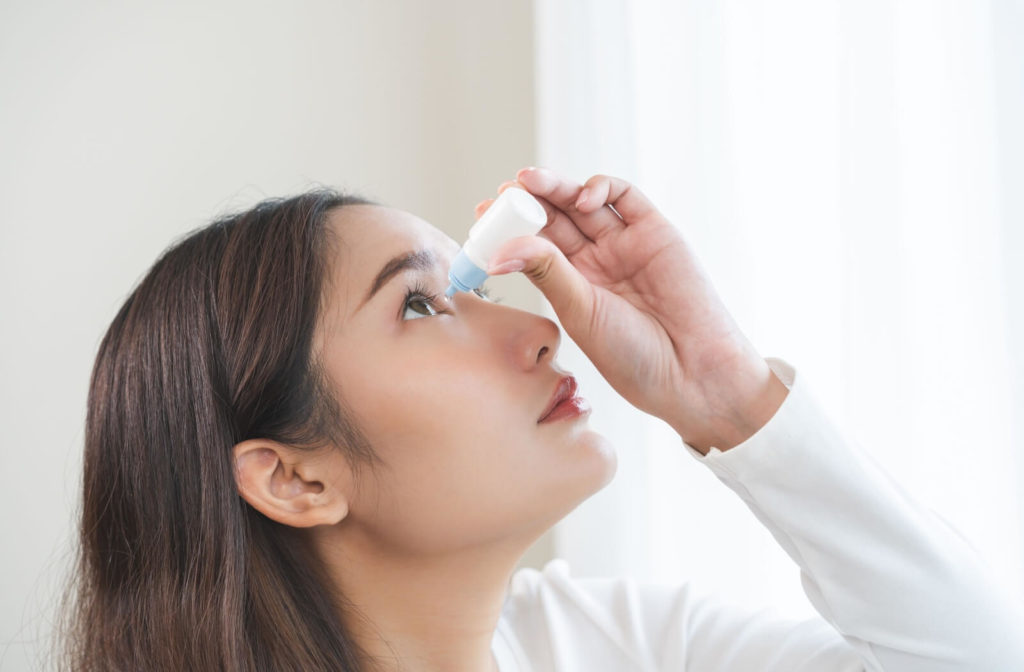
[575,188,590,208]
[518,166,555,188]
[488,259,526,275]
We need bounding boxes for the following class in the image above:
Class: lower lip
[538,396,591,424]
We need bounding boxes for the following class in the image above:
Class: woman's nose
[511,311,560,370]
[464,293,561,371]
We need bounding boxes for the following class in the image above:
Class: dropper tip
[444,284,458,298]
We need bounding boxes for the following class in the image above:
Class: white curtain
[533,0,1024,619]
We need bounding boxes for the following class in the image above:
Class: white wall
[0,2,546,669]
[992,0,1024,550]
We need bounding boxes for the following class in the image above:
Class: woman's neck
[314,525,530,672]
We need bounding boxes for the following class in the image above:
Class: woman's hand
[480,167,789,454]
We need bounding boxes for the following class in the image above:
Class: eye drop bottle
[445,186,547,298]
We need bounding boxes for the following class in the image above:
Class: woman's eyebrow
[357,248,438,313]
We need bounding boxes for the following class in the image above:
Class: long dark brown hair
[59,189,383,671]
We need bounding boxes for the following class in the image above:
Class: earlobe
[233,438,349,528]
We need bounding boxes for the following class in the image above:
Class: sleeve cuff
[681,356,798,466]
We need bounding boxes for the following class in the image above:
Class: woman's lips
[538,375,591,423]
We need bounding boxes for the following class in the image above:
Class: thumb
[487,235,596,334]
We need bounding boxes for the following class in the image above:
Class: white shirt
[491,357,1024,671]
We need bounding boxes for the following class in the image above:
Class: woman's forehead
[328,204,458,256]
[322,204,459,319]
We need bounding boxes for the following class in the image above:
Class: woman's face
[317,204,617,556]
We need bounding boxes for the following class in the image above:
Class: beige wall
[0,2,550,669]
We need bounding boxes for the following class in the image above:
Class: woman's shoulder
[499,558,677,670]
[504,558,690,625]
[498,558,851,672]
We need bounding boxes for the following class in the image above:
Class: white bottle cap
[445,187,547,296]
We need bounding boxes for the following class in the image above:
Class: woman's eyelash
[401,282,503,319]
[473,286,502,303]
[402,282,447,318]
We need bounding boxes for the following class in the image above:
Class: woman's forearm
[686,357,1024,671]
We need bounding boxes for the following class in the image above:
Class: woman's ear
[233,438,350,528]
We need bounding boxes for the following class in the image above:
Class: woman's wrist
[676,361,790,456]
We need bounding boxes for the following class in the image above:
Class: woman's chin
[578,426,618,484]
[555,429,619,512]
[588,431,618,491]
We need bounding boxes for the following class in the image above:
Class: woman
[62,167,1022,671]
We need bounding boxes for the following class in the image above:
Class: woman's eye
[402,293,443,320]
[401,285,501,321]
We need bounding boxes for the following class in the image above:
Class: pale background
[3,1,1023,670]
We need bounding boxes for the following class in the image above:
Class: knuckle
[527,253,555,284]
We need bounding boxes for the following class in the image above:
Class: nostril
[537,345,549,362]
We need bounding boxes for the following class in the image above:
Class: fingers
[515,167,627,241]
[576,173,660,224]
[476,168,661,259]
[485,234,596,341]
[474,198,494,219]
[528,192,591,257]
[476,181,591,257]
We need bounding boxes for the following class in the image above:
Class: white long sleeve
[491,357,1024,671]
